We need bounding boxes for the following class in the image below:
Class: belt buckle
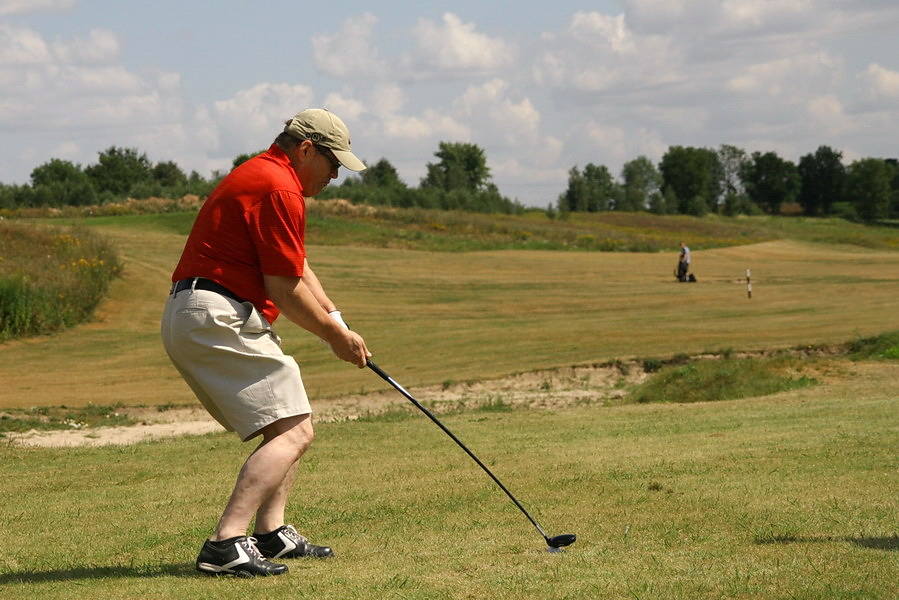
[170,278,196,296]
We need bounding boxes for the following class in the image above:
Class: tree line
[2,141,897,222]
[0,141,523,215]
[316,141,521,213]
[0,147,220,210]
[559,145,899,223]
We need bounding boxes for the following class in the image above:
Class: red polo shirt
[172,144,306,323]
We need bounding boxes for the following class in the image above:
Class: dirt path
[6,362,648,448]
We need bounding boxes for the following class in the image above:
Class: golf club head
[546,533,577,548]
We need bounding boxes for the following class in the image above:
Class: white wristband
[329,310,349,330]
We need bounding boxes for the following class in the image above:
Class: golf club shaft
[366,359,551,542]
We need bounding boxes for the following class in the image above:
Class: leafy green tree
[558,164,617,212]
[85,146,153,196]
[152,161,188,188]
[321,150,517,214]
[887,158,899,218]
[722,192,762,216]
[558,166,588,212]
[705,149,725,212]
[649,186,677,215]
[716,145,757,215]
[659,146,718,215]
[31,158,82,187]
[583,163,618,211]
[186,170,216,196]
[421,142,491,192]
[620,156,662,211]
[741,151,800,215]
[847,158,894,223]
[232,150,265,170]
[30,158,97,206]
[361,158,406,189]
[417,142,521,213]
[717,145,749,198]
[797,145,845,216]
[0,183,37,209]
[320,159,411,208]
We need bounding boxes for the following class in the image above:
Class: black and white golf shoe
[253,525,334,559]
[195,536,289,577]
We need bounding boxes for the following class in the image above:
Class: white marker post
[746,269,752,299]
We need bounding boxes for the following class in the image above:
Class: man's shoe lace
[243,537,266,560]
[280,526,308,546]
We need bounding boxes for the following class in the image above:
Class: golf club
[367,359,577,550]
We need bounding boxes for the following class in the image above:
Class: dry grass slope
[1,218,898,411]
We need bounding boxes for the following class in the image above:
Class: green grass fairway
[1,213,897,599]
[1,220,898,408]
[1,363,896,599]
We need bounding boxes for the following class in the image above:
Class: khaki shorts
[161,285,311,441]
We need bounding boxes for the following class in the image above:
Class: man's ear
[290,139,315,165]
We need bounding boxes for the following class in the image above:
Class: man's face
[289,141,339,197]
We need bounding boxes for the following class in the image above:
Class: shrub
[0,222,123,340]
[846,330,899,361]
[628,356,816,404]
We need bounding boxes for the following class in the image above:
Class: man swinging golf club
[161,108,371,577]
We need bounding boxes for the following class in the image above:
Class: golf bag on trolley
[675,262,696,283]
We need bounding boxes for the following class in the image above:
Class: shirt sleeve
[246,190,306,277]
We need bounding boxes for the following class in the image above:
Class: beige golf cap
[284,108,366,172]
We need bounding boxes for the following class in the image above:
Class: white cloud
[0,22,180,135]
[50,140,80,161]
[489,154,569,196]
[451,79,540,147]
[326,3,896,203]
[362,84,407,116]
[571,11,635,54]
[51,28,119,64]
[151,69,181,92]
[624,0,899,58]
[543,136,564,164]
[726,52,839,98]
[320,92,367,122]
[625,0,815,37]
[0,0,74,17]
[0,22,52,65]
[381,113,434,140]
[534,11,671,94]
[407,13,516,77]
[382,112,466,143]
[1,3,897,206]
[718,0,814,34]
[807,94,848,134]
[312,13,389,80]
[578,121,668,173]
[205,82,316,153]
[584,121,629,162]
[60,65,143,94]
[858,63,899,104]
[329,87,469,145]
[412,109,469,141]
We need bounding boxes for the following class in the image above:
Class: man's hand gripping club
[263,273,370,368]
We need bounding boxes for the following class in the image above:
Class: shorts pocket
[176,306,213,328]
[239,302,282,346]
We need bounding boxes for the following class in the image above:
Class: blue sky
[2,0,897,207]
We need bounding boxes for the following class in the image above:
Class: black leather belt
[170,277,244,303]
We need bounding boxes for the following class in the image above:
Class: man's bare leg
[254,458,300,534]
[211,414,313,541]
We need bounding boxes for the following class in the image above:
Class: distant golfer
[677,242,691,282]
[161,108,371,577]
